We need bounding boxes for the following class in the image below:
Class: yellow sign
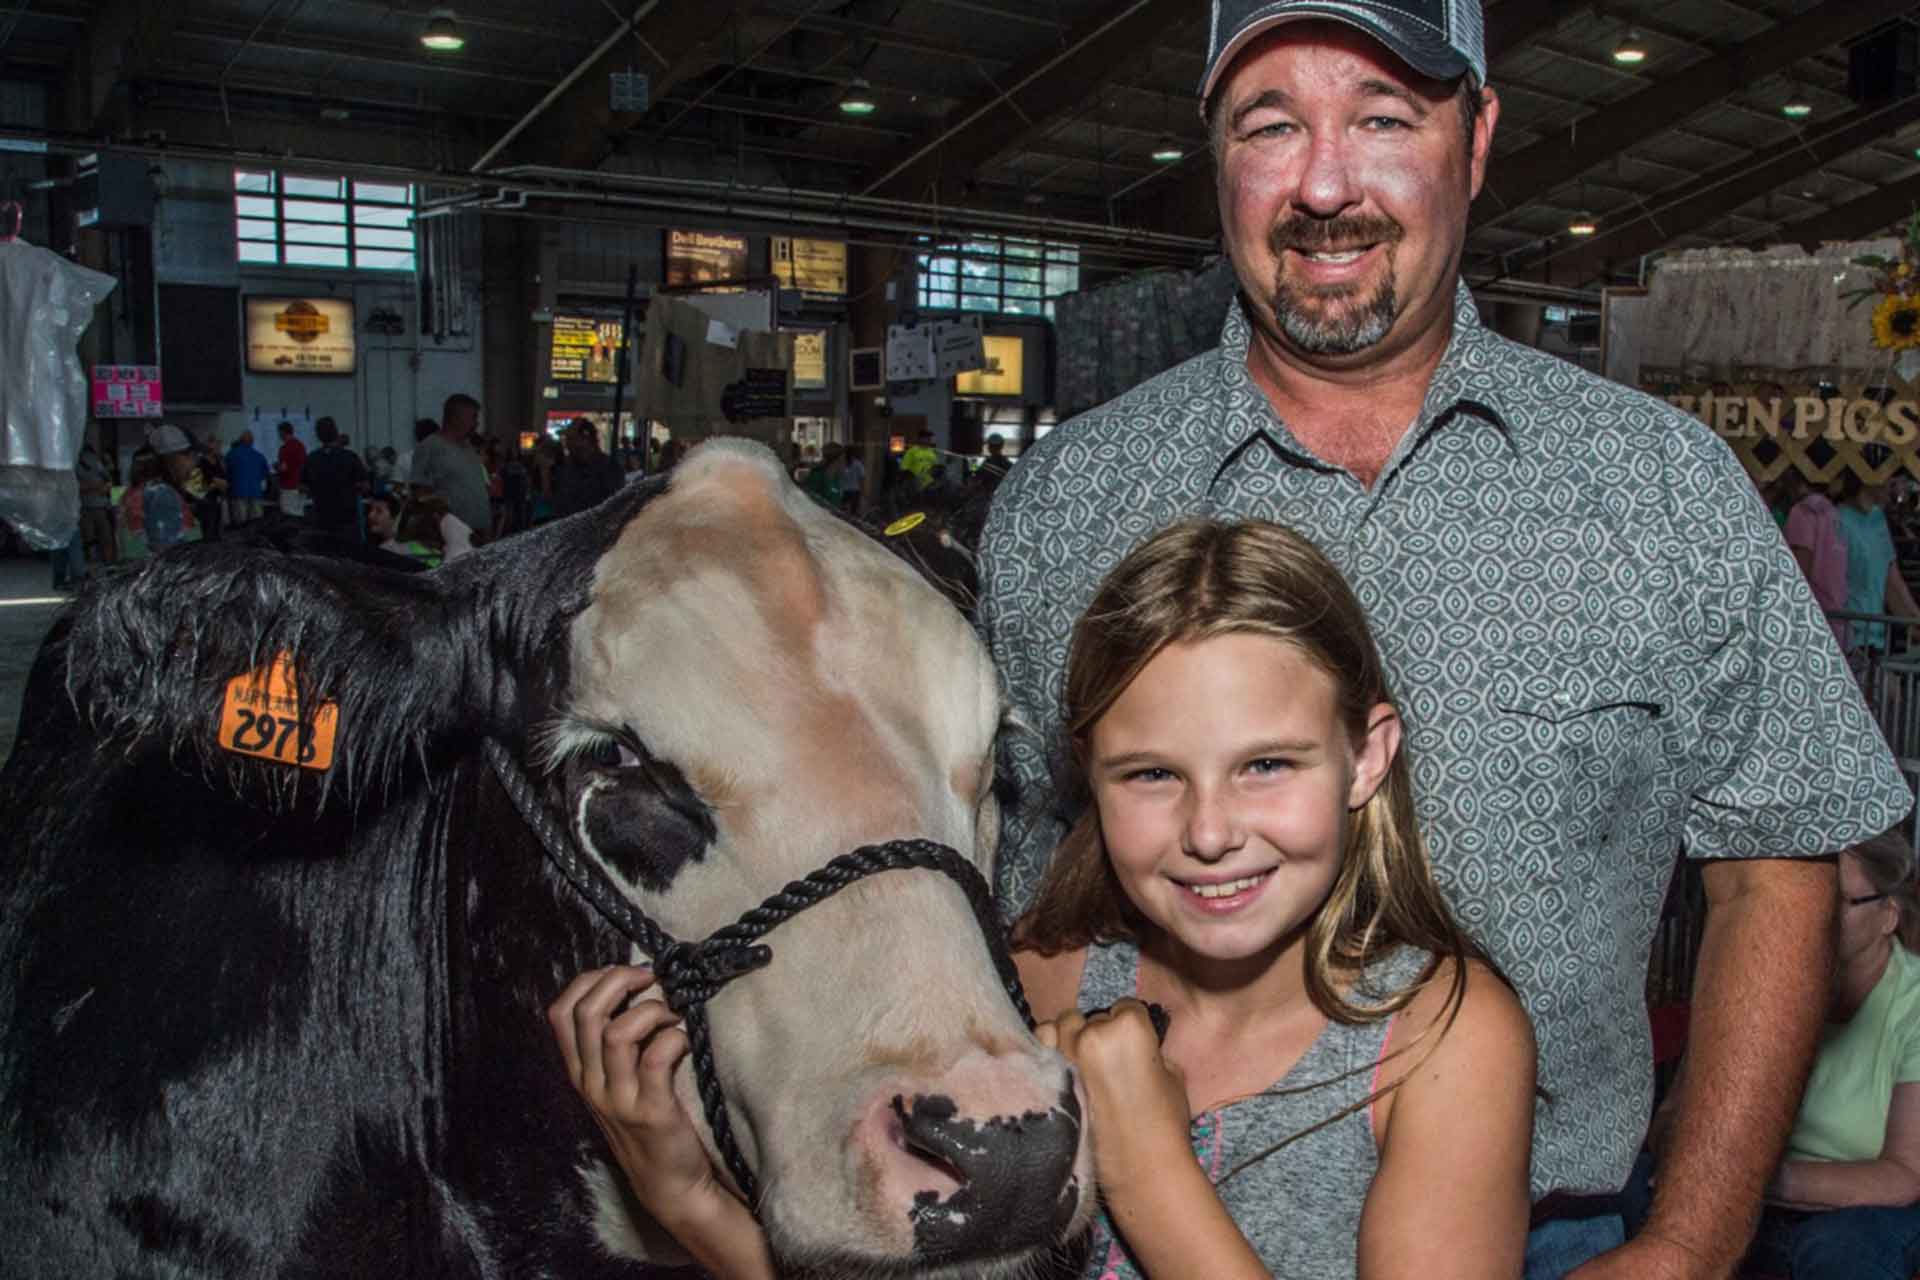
[772,238,847,299]
[246,298,357,375]
[217,654,339,771]
[953,335,1023,397]
[792,330,827,390]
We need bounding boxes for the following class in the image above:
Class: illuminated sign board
[792,330,828,390]
[550,314,623,383]
[953,335,1023,397]
[245,297,356,375]
[91,364,163,418]
[666,229,749,291]
[772,237,847,300]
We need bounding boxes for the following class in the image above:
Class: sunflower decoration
[1873,293,1920,350]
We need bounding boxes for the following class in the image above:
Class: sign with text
[720,368,789,423]
[666,229,749,292]
[791,330,828,391]
[772,237,847,300]
[245,297,356,375]
[91,364,163,418]
[1649,377,1920,488]
[954,335,1024,397]
[550,314,623,383]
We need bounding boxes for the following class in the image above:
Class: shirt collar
[1208,280,1519,489]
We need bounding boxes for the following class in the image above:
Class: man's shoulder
[997,346,1224,511]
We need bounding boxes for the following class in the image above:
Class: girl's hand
[547,966,733,1219]
[1038,999,1192,1197]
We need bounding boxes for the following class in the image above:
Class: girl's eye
[1128,767,1175,783]
[590,738,642,770]
[1247,757,1294,775]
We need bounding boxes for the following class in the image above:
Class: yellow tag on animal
[884,512,927,537]
[217,655,339,771]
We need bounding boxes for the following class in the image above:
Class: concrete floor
[0,556,74,767]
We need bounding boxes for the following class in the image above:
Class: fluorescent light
[420,10,464,51]
[839,78,877,116]
[1782,97,1813,119]
[1568,214,1599,236]
[1150,135,1186,163]
[1611,31,1648,65]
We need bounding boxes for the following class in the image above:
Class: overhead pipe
[469,0,661,174]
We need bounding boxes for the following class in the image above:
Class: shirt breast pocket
[1490,646,1669,876]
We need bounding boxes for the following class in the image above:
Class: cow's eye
[590,738,642,770]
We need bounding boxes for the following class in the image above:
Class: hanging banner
[666,230,749,291]
[91,365,163,418]
[245,298,356,375]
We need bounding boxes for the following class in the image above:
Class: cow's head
[49,439,1092,1276]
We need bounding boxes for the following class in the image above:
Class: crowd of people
[47,395,712,582]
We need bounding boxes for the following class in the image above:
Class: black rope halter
[483,740,1033,1209]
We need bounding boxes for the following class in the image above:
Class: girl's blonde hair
[1015,518,1491,1040]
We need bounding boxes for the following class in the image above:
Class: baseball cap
[1200,0,1486,109]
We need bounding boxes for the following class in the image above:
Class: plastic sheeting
[0,239,116,549]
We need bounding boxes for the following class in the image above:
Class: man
[299,417,367,542]
[976,433,1013,491]
[224,429,270,526]
[75,439,116,566]
[275,421,307,517]
[409,393,492,541]
[978,4,1910,1279]
[900,429,938,489]
[550,419,624,520]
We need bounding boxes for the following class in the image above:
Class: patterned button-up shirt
[980,284,1911,1198]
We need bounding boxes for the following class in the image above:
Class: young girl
[548,518,1534,1280]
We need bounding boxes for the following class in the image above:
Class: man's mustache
[1268,215,1403,255]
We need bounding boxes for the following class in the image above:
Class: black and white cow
[0,440,1092,1278]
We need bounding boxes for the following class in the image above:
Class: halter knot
[656,939,775,1016]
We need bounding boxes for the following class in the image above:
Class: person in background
[76,439,117,568]
[1737,829,1920,1279]
[501,446,531,535]
[840,446,866,516]
[1787,475,1851,649]
[1836,472,1920,655]
[977,432,1013,491]
[900,428,938,489]
[274,421,308,517]
[300,417,368,542]
[802,441,844,509]
[189,431,226,543]
[365,491,472,567]
[137,453,188,553]
[552,419,623,519]
[409,394,492,542]
[224,429,270,527]
[367,445,397,497]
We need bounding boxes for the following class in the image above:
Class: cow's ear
[44,543,525,809]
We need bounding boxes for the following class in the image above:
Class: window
[916,237,1079,318]
[234,170,416,271]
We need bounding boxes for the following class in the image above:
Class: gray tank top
[1073,939,1431,1280]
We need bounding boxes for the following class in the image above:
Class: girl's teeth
[1190,873,1266,899]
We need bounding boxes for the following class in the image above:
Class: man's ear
[1347,702,1402,812]
[1467,84,1500,201]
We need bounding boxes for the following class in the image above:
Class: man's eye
[1363,116,1411,131]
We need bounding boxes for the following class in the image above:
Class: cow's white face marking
[549,440,1093,1270]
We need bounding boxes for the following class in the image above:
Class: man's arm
[1575,857,1833,1280]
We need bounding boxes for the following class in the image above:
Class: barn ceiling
[2,0,1919,288]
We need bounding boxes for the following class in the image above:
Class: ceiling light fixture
[838,78,878,116]
[1611,29,1648,65]
[1568,213,1599,236]
[420,8,465,52]
[1150,135,1186,163]
[1781,93,1814,120]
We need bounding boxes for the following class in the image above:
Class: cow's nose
[889,1079,1083,1261]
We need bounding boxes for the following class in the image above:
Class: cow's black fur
[0,475,716,1277]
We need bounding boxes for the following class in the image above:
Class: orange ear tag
[217,654,340,771]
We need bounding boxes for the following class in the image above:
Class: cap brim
[1200,5,1472,108]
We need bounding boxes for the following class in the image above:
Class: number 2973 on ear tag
[217,656,340,771]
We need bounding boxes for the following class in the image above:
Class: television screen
[245,297,356,375]
[550,314,624,383]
